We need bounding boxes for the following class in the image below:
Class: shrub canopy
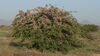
[12,6,93,53]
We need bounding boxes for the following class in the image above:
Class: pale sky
[0,0,100,25]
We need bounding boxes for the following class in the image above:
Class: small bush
[81,24,98,33]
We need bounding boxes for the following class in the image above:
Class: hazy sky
[0,0,100,25]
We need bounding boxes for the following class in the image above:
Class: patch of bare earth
[91,54,100,56]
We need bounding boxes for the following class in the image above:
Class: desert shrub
[80,24,99,40]
[81,24,98,33]
[12,6,92,53]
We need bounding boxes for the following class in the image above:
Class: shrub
[12,6,92,53]
[81,24,98,33]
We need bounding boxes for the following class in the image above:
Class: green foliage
[80,24,99,40]
[12,6,93,53]
[81,24,98,33]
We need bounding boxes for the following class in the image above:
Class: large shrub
[12,6,92,53]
